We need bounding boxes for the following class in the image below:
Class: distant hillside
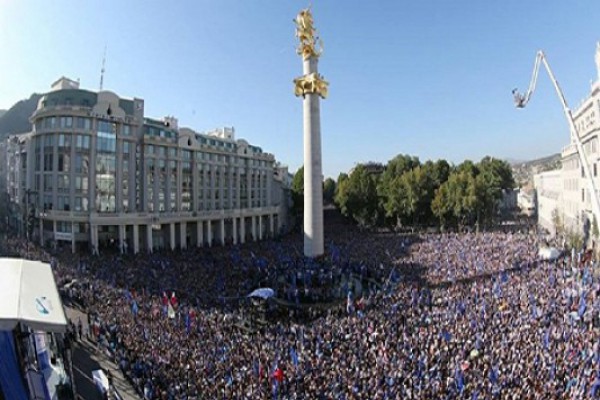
[0,94,41,141]
[511,153,561,189]
[0,110,6,118]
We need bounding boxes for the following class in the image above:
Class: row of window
[36,134,270,167]
[35,117,132,136]
[144,125,176,139]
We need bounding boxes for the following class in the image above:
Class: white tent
[247,288,275,299]
[0,258,67,332]
[538,247,561,261]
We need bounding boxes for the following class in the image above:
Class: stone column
[251,216,257,241]
[240,217,246,244]
[232,217,237,245]
[258,215,263,240]
[197,221,203,247]
[169,223,176,250]
[146,224,153,253]
[207,220,212,247]
[133,224,139,254]
[220,219,225,246]
[71,222,76,254]
[180,222,187,249]
[119,224,126,254]
[90,224,98,255]
[269,214,274,238]
[302,56,325,257]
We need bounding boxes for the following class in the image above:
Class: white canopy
[247,288,275,299]
[0,258,67,332]
[538,247,560,261]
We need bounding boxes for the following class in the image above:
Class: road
[64,307,140,400]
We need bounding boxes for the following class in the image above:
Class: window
[76,117,91,130]
[58,154,70,172]
[59,116,73,128]
[57,196,70,211]
[43,134,54,148]
[58,134,71,148]
[123,141,130,154]
[43,175,53,191]
[76,135,90,149]
[57,175,69,192]
[122,125,131,136]
[44,154,54,171]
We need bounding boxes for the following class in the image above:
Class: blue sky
[1,1,599,178]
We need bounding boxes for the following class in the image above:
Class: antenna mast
[99,46,107,91]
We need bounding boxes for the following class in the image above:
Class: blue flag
[579,293,587,317]
[290,346,299,367]
[132,300,139,316]
[489,364,499,384]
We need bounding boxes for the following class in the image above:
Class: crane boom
[514,50,600,236]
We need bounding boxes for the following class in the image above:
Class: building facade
[534,43,600,238]
[5,77,290,253]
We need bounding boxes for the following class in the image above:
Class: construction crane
[513,50,600,234]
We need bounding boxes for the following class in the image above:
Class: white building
[534,43,600,238]
[3,77,291,253]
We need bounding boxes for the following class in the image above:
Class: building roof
[0,258,67,332]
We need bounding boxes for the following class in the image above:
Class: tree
[335,165,379,227]
[292,166,304,195]
[291,166,304,219]
[323,178,336,205]
[432,184,452,229]
[384,166,436,228]
[378,154,421,226]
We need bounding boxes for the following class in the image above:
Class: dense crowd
[4,219,600,399]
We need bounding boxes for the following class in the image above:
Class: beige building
[534,43,600,238]
[5,77,291,253]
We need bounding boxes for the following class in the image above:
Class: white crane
[513,50,600,237]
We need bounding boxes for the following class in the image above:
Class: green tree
[323,177,336,205]
[432,183,452,229]
[378,154,421,226]
[475,157,515,226]
[384,166,437,228]
[335,165,379,227]
[291,166,304,219]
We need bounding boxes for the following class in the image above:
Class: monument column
[294,8,328,258]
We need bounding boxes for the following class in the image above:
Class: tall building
[4,77,291,253]
[534,43,600,238]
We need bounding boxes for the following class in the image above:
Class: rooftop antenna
[99,45,107,91]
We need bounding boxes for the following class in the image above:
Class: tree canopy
[333,155,514,230]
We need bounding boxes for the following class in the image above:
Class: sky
[1,1,599,178]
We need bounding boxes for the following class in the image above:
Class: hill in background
[511,153,561,190]
[0,94,42,141]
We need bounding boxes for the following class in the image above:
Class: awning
[0,258,67,332]
[247,288,275,299]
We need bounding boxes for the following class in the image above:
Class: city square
[1,2,600,399]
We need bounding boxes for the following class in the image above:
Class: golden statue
[294,72,329,99]
[295,8,322,60]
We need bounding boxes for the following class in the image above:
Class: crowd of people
[3,216,600,399]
